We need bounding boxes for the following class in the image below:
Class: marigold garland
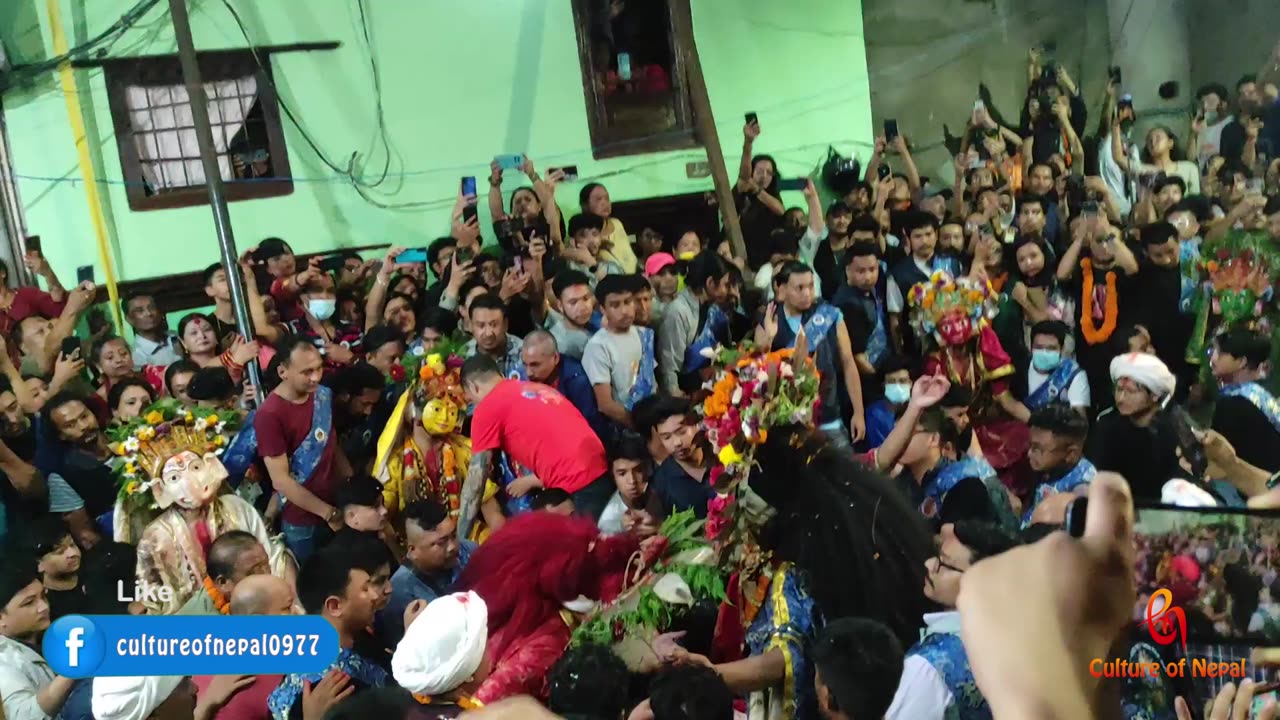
[412,693,482,709]
[202,576,231,615]
[1079,258,1119,345]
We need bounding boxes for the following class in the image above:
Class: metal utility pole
[167,0,263,400]
[669,0,746,262]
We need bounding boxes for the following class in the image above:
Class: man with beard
[328,362,387,474]
[38,393,115,550]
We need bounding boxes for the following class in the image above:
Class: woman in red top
[0,253,67,341]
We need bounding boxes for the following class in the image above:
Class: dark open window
[571,0,697,159]
[102,49,293,211]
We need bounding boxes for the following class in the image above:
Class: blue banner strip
[43,615,341,679]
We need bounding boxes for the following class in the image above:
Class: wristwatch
[326,507,340,524]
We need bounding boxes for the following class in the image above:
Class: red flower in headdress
[389,364,406,382]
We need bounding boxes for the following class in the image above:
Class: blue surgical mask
[1032,349,1062,372]
[308,298,337,321]
[884,382,911,405]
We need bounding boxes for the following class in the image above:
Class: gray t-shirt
[582,326,643,406]
[547,311,593,360]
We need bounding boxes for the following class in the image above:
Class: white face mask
[308,298,336,321]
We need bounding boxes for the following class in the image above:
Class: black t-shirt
[734,190,783,271]
[1212,396,1280,475]
[46,583,92,622]
[1086,411,1183,502]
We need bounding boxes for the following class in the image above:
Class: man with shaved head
[230,574,297,616]
[519,329,601,436]
[192,574,295,720]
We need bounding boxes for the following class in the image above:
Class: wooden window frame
[102,49,294,211]
[569,0,699,159]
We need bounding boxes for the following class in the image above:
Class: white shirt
[1097,131,1136,218]
[1027,364,1091,408]
[754,226,824,302]
[0,635,56,720]
[886,611,962,720]
[131,333,183,370]
[597,492,628,535]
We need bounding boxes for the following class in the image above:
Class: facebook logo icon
[44,616,105,678]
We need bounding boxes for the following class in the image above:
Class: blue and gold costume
[744,563,821,720]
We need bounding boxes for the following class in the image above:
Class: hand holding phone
[460,176,478,199]
[395,248,429,265]
[884,119,899,142]
[495,154,524,172]
[778,178,809,192]
[745,112,759,127]
[60,336,82,361]
[76,265,94,285]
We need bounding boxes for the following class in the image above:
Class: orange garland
[202,576,231,615]
[412,693,482,710]
[1079,258,1119,345]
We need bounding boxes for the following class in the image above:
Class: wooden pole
[167,0,263,400]
[669,0,747,261]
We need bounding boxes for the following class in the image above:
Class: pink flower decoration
[708,464,725,488]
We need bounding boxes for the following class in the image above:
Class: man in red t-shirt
[457,355,612,539]
[254,337,344,564]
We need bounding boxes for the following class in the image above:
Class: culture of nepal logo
[1088,589,1247,679]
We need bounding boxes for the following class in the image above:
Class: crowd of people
[5,37,1280,720]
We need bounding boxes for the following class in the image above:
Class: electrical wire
[5,0,164,85]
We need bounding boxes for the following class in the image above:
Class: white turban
[92,675,185,720]
[1162,479,1219,507]
[1110,352,1177,401]
[392,591,488,696]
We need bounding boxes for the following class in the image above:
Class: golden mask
[421,397,460,436]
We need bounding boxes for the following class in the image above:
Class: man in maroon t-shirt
[457,354,613,539]
[254,337,344,564]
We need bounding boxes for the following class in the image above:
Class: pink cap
[644,252,677,277]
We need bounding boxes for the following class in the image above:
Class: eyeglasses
[935,555,967,574]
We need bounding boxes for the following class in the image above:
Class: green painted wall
[1,0,873,291]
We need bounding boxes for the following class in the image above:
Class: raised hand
[301,671,353,720]
[910,374,951,409]
[744,120,761,142]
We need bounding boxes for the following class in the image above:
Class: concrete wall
[1186,0,1279,92]
[862,0,1116,182]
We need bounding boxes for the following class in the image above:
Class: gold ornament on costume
[109,402,240,513]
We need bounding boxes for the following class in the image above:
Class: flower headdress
[906,271,997,339]
[108,400,241,514]
[697,336,821,547]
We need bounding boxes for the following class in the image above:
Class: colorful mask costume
[1185,231,1280,389]
[455,512,639,703]
[698,339,933,720]
[908,271,1030,491]
[375,351,500,542]
[110,403,293,614]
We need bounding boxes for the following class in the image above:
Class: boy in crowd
[582,274,657,433]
